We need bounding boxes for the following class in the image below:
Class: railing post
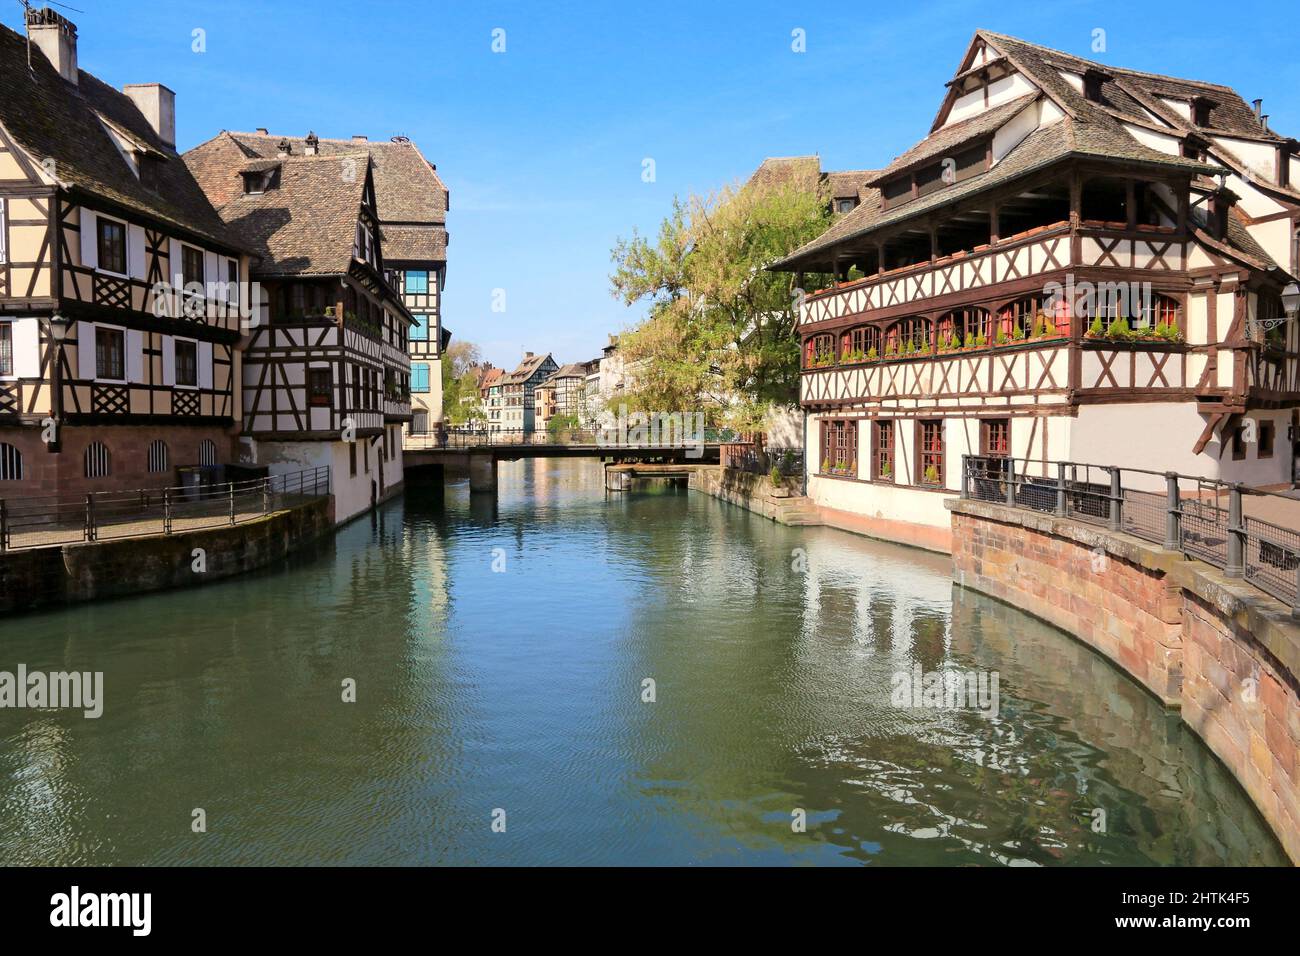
[85,493,96,542]
[1292,562,1300,621]
[0,498,7,552]
[1225,483,1244,577]
[1108,467,1122,531]
[1164,472,1181,551]
[960,455,970,499]
[1005,458,1017,508]
[262,477,271,514]
[163,488,172,535]
[228,481,236,526]
[1055,461,1068,516]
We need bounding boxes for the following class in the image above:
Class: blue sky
[12,0,1297,369]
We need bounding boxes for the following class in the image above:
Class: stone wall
[948,497,1300,863]
[0,497,332,614]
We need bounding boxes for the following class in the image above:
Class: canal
[0,459,1286,865]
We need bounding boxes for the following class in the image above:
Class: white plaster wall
[992,101,1040,163]
[251,439,374,524]
[1067,404,1293,489]
[1125,124,1181,157]
[808,475,953,530]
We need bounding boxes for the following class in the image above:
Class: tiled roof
[978,31,1281,142]
[544,363,587,383]
[745,156,821,190]
[192,151,370,277]
[0,21,245,252]
[826,170,877,200]
[503,353,554,383]
[773,32,1222,270]
[867,93,1039,185]
[187,131,449,264]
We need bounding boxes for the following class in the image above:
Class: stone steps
[773,496,823,526]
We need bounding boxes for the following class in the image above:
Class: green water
[0,458,1286,865]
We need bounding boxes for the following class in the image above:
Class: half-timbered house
[184,136,416,522]
[187,130,450,437]
[774,31,1300,550]
[0,10,254,496]
[502,352,558,433]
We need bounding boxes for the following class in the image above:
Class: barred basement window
[198,439,217,466]
[0,442,22,481]
[84,441,111,479]
[147,440,169,474]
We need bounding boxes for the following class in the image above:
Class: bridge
[403,429,721,493]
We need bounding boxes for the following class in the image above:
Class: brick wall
[0,424,236,498]
[949,498,1300,863]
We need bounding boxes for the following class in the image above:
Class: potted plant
[880,462,893,480]
[770,465,791,497]
[866,346,879,361]
[924,464,941,485]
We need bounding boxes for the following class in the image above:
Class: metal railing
[0,466,330,553]
[961,455,1300,615]
[720,441,804,478]
[405,426,724,450]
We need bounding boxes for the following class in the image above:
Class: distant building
[501,352,557,433]
[478,366,505,432]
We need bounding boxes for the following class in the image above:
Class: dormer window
[240,166,279,194]
[1192,97,1213,127]
[836,198,857,214]
[1083,69,1107,103]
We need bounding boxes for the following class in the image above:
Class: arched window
[840,325,881,361]
[0,442,22,481]
[883,317,931,356]
[198,439,218,466]
[84,441,110,479]
[937,308,991,349]
[804,333,835,368]
[1138,292,1181,333]
[147,440,169,474]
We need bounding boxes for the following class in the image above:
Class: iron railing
[406,427,721,450]
[961,455,1300,615]
[0,466,330,553]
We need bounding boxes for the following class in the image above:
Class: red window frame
[918,420,944,486]
[820,419,858,476]
[873,420,894,480]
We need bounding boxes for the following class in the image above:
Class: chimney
[276,138,291,158]
[524,351,534,358]
[1209,185,1238,241]
[26,7,78,85]
[1261,115,1270,131]
[123,83,176,148]
[304,131,319,156]
[1253,99,1263,118]
[351,135,368,143]
[255,127,269,135]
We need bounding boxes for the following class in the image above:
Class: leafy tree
[441,341,484,423]
[609,163,831,430]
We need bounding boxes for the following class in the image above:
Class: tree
[441,341,483,422]
[609,164,831,429]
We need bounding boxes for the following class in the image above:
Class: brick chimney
[123,83,176,148]
[26,7,78,85]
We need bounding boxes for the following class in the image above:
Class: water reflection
[0,458,1285,865]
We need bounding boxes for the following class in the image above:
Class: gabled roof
[0,21,245,252]
[201,131,449,264]
[185,145,371,277]
[772,32,1227,271]
[543,363,587,383]
[867,93,1039,186]
[977,31,1281,143]
[503,353,554,384]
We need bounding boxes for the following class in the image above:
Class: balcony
[800,221,1185,328]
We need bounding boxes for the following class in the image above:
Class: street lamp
[1282,281,1300,318]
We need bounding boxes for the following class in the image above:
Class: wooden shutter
[80,209,98,269]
